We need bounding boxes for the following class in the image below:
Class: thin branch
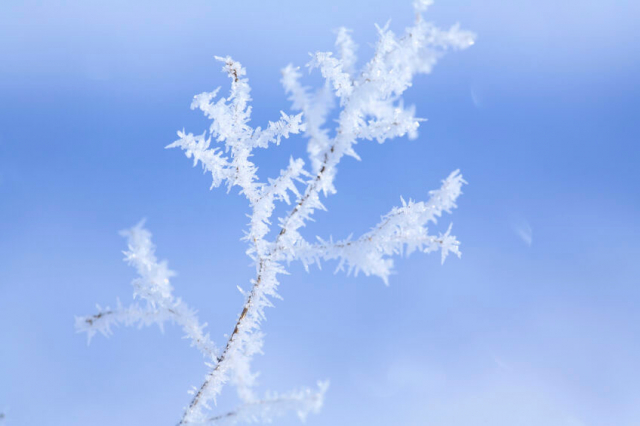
[77,303,219,361]
[77,223,218,361]
[205,382,328,425]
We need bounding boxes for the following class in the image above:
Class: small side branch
[75,302,169,343]
[205,382,329,425]
[77,222,218,361]
[169,57,306,204]
[293,170,466,283]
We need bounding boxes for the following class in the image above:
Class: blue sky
[1,0,639,425]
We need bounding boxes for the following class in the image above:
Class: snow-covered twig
[294,170,465,283]
[76,221,218,361]
[205,382,328,425]
[79,1,473,424]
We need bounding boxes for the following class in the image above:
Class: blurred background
[1,0,639,425]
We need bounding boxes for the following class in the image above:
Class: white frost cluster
[78,2,473,424]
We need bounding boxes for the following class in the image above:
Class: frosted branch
[358,103,422,143]
[183,19,475,421]
[294,170,465,283]
[335,27,358,77]
[250,112,305,149]
[167,130,232,190]
[205,382,329,425]
[281,65,334,176]
[274,9,476,237]
[247,157,310,257]
[75,302,169,343]
[81,2,472,424]
[307,52,354,103]
[169,57,305,203]
[179,260,287,423]
[77,221,218,361]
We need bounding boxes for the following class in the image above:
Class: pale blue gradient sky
[1,1,639,425]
